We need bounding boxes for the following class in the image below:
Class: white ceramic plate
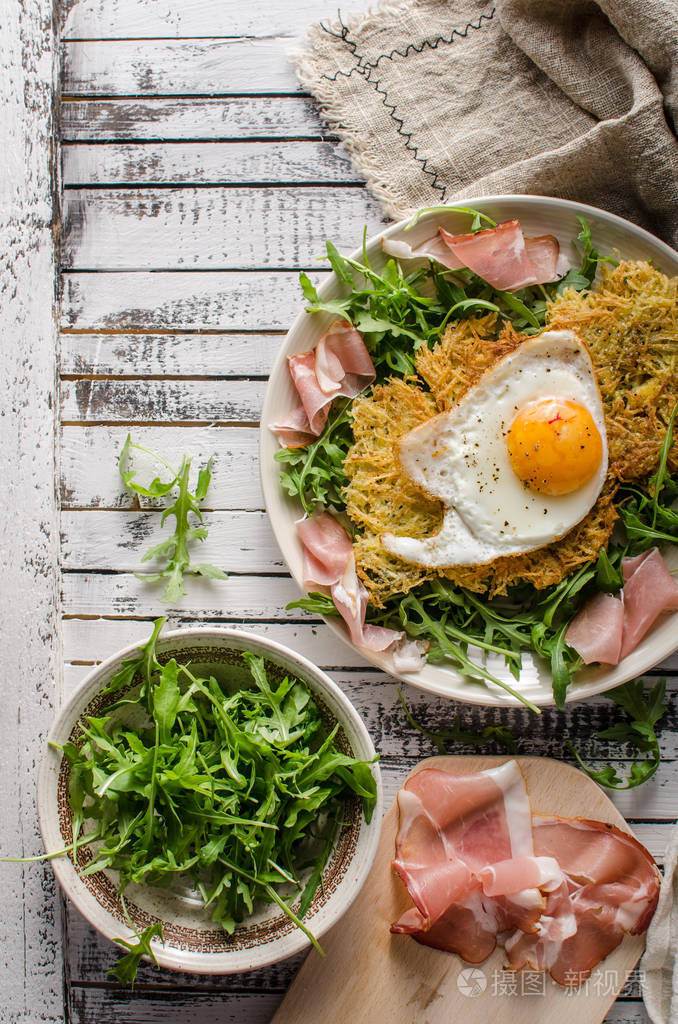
[260,195,678,708]
[38,628,382,974]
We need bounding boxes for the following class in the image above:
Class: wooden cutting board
[272,756,648,1024]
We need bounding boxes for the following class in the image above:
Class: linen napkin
[294,0,678,247]
[642,823,678,1024]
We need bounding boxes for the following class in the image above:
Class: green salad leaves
[119,436,227,601]
[108,919,164,987]
[52,619,378,979]
[569,679,667,790]
[278,211,678,710]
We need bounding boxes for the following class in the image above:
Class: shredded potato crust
[344,261,678,607]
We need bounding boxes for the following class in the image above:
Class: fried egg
[381,330,608,568]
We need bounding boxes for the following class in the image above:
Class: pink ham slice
[565,547,678,665]
[273,321,375,445]
[565,592,624,665]
[295,512,425,662]
[439,220,541,291]
[619,547,678,658]
[390,767,660,986]
[270,403,317,448]
[390,762,548,961]
[524,234,561,283]
[383,220,564,288]
[296,513,354,588]
[504,816,661,986]
[381,233,464,271]
[331,555,402,652]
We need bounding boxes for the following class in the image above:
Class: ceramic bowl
[260,195,678,707]
[37,628,382,973]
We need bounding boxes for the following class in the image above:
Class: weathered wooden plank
[0,1,64,1021]
[61,0,369,39]
[61,98,328,142]
[61,334,283,377]
[62,619,370,669]
[62,270,326,329]
[61,425,265,508]
[59,569,678,668]
[68,988,281,1024]
[62,187,383,270]
[62,141,361,185]
[66,984,647,1024]
[61,510,282,571]
[63,38,301,96]
[61,571,304,620]
[61,378,266,423]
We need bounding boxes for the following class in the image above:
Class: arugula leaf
[398,690,517,754]
[568,679,667,789]
[52,621,378,961]
[153,659,181,743]
[595,548,624,592]
[277,217,675,711]
[108,921,164,986]
[618,401,678,550]
[325,240,355,286]
[119,437,227,602]
[556,217,619,293]
[286,592,341,616]
[404,206,497,232]
[274,401,353,514]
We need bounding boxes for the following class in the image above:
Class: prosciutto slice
[504,817,661,985]
[270,403,317,448]
[296,512,354,588]
[565,546,678,665]
[439,220,539,291]
[390,764,660,987]
[295,512,426,666]
[272,321,375,446]
[564,592,624,665]
[619,547,678,659]
[381,233,464,271]
[391,762,547,961]
[524,234,561,283]
[382,219,565,290]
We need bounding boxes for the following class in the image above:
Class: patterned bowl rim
[37,627,383,974]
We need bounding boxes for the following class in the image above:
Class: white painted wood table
[2,0,676,1021]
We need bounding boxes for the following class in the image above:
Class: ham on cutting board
[271,756,653,1024]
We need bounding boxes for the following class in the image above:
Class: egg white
[381,331,608,568]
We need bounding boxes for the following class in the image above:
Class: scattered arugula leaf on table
[119,435,227,602]
[108,920,164,987]
[568,679,667,790]
[398,689,518,754]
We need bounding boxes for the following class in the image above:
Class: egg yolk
[506,398,603,496]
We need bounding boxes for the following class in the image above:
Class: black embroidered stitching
[360,9,496,70]
[318,12,365,83]
[318,8,496,198]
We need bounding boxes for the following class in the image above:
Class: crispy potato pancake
[344,260,678,607]
[548,260,677,481]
